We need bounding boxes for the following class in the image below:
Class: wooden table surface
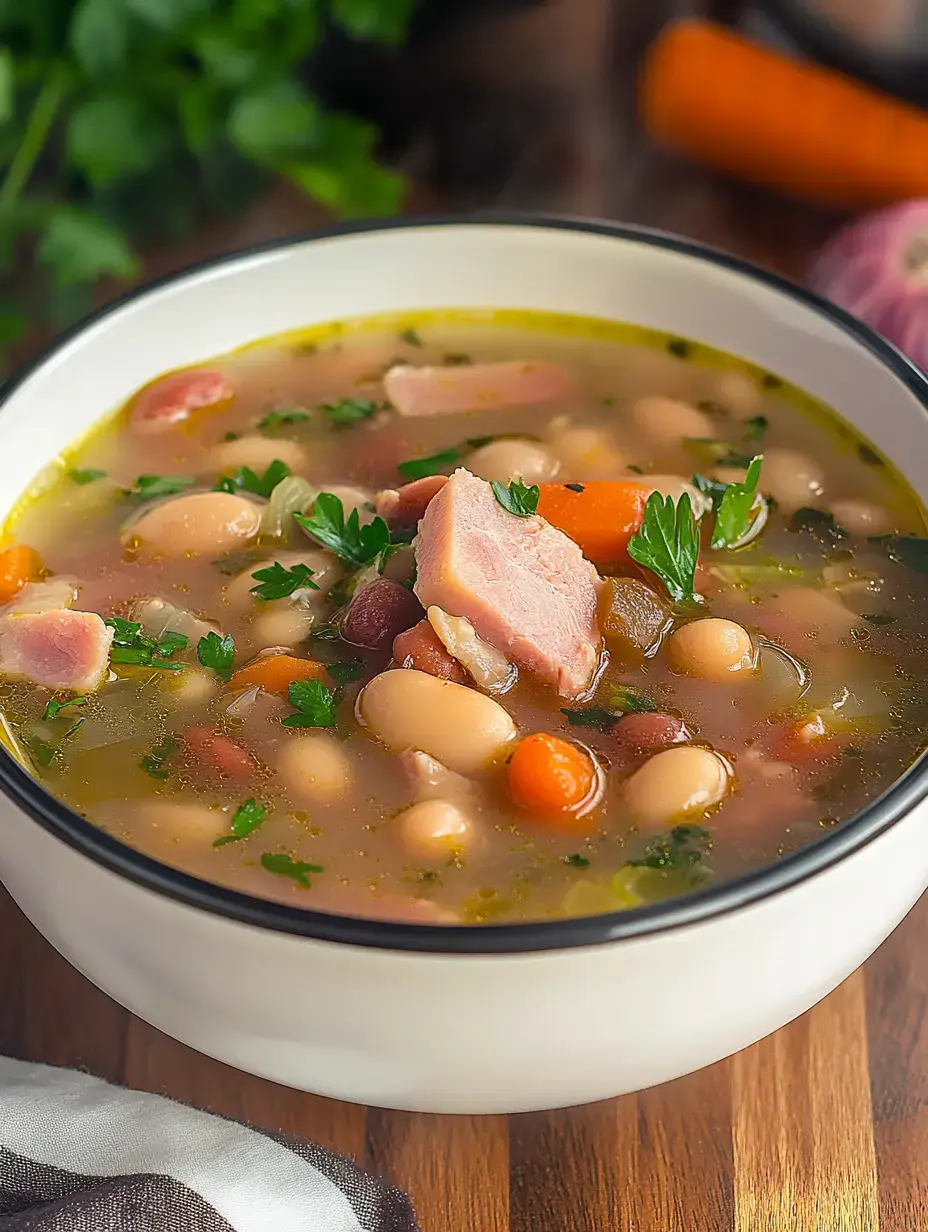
[3,7,927,1230]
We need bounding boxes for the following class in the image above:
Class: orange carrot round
[0,544,43,603]
[228,653,327,696]
[507,733,599,824]
[536,481,649,563]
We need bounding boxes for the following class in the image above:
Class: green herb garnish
[141,736,178,780]
[691,473,729,510]
[397,446,462,481]
[628,492,699,603]
[564,482,585,493]
[565,853,590,869]
[128,474,196,500]
[326,659,365,685]
[873,534,928,572]
[400,328,423,347]
[858,443,882,466]
[667,338,692,358]
[68,468,106,485]
[561,706,619,732]
[258,407,310,435]
[684,438,752,469]
[443,353,471,366]
[43,695,87,722]
[31,739,56,768]
[711,455,764,549]
[260,851,323,888]
[214,798,268,848]
[322,398,377,427]
[491,478,540,518]
[196,632,235,676]
[629,824,711,876]
[861,612,896,626]
[282,679,336,728]
[214,459,291,499]
[249,562,318,602]
[610,685,659,714]
[294,492,391,567]
[743,415,768,441]
[309,623,341,641]
[789,506,848,549]
[222,432,241,442]
[106,618,188,671]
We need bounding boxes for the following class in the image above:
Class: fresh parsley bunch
[0,0,417,365]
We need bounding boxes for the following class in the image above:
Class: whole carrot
[640,19,928,210]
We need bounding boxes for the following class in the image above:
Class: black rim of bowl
[0,211,926,955]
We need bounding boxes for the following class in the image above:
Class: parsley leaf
[400,327,422,347]
[214,459,291,499]
[258,406,310,434]
[628,492,699,603]
[260,851,323,888]
[214,798,268,847]
[141,735,178,779]
[282,679,336,728]
[561,706,619,732]
[322,398,377,427]
[629,824,711,876]
[789,507,848,549]
[249,562,319,602]
[106,618,188,671]
[564,482,585,493]
[326,659,365,685]
[743,415,768,441]
[610,685,659,714]
[68,467,106,485]
[294,492,391,566]
[491,478,540,518]
[691,473,728,511]
[31,739,56,768]
[197,632,235,676]
[565,853,590,869]
[397,446,462,481]
[128,474,196,500]
[874,534,928,573]
[309,622,341,641]
[711,455,764,549]
[43,696,87,722]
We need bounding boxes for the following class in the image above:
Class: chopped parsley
[628,824,711,877]
[141,736,178,779]
[214,459,291,499]
[397,446,462,481]
[127,474,196,500]
[873,534,928,573]
[249,562,319,602]
[691,473,729,510]
[667,338,692,358]
[322,398,377,427]
[861,612,896,626]
[743,415,768,442]
[68,467,106,485]
[399,327,423,347]
[628,491,699,603]
[491,478,540,518]
[683,438,752,469]
[565,853,590,869]
[442,353,472,366]
[309,623,341,641]
[561,706,619,732]
[761,372,782,389]
[711,455,764,550]
[610,685,659,714]
[214,798,268,847]
[858,443,882,466]
[222,431,240,442]
[196,632,235,676]
[31,739,56,768]
[258,406,310,434]
[326,659,365,685]
[627,464,644,475]
[260,851,323,888]
[294,492,391,567]
[789,506,848,549]
[106,618,188,671]
[43,695,87,722]
[564,483,585,493]
[282,679,336,728]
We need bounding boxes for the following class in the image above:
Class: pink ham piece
[414,469,601,697]
[0,609,114,691]
[130,369,233,435]
[384,361,571,417]
[375,475,449,528]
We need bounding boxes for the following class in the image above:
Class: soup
[0,310,926,925]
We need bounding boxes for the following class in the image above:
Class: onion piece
[8,578,78,614]
[426,606,516,693]
[262,475,317,540]
[135,596,218,645]
[226,686,261,717]
[808,201,928,369]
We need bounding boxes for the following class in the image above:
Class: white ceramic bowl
[0,216,926,1114]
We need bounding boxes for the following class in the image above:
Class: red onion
[808,201,928,371]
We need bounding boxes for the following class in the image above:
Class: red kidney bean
[392,619,467,683]
[612,712,692,753]
[340,578,423,651]
[130,369,233,435]
[180,726,254,780]
[375,475,449,529]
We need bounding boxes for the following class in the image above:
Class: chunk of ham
[384,361,571,417]
[130,369,233,435]
[375,475,449,529]
[414,469,601,697]
[0,609,114,691]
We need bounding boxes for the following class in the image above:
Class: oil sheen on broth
[1,310,926,926]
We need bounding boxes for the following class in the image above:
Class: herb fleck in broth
[2,309,926,924]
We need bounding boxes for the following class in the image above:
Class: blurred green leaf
[0,301,25,345]
[66,96,170,188]
[193,29,262,87]
[37,206,139,286]
[288,110,403,216]
[228,81,320,165]
[176,79,217,154]
[0,48,13,125]
[331,0,418,44]
[69,0,133,75]
[126,0,214,31]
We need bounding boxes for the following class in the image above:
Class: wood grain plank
[368,1110,508,1232]
[124,1017,366,1160]
[867,894,928,1232]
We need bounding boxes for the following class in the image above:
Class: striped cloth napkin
[0,1056,419,1231]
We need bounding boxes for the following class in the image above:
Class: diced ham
[414,469,601,697]
[180,726,254,780]
[0,609,113,691]
[612,712,691,753]
[384,361,572,417]
[392,619,467,683]
[130,369,233,435]
[375,475,449,528]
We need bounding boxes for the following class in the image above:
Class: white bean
[548,425,625,480]
[322,484,375,523]
[167,668,217,705]
[252,605,315,648]
[466,438,559,485]
[830,498,892,537]
[624,746,731,829]
[358,669,517,775]
[212,434,306,474]
[137,798,227,849]
[713,370,763,415]
[277,734,352,804]
[768,586,859,639]
[396,798,476,861]
[630,395,712,447]
[668,618,754,681]
[760,448,825,512]
[128,492,261,556]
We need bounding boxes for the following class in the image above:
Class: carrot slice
[228,654,327,696]
[536,481,649,563]
[0,545,44,603]
[507,733,599,828]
